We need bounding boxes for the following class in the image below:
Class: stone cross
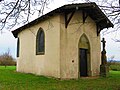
[101,38,107,65]
[101,38,106,51]
[100,38,109,77]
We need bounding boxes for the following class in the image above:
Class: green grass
[0,66,120,90]
[0,66,16,70]
[109,62,120,71]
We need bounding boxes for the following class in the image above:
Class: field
[0,66,120,90]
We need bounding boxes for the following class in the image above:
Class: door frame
[78,34,91,78]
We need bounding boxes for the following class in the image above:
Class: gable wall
[60,11,101,79]
[17,15,61,78]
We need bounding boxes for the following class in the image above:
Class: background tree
[0,0,51,31]
[108,55,115,66]
[0,49,16,67]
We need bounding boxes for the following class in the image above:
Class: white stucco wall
[17,15,61,78]
[60,11,101,79]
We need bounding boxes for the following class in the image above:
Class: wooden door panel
[80,48,88,77]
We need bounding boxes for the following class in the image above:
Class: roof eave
[12,2,114,38]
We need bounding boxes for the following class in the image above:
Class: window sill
[36,52,45,55]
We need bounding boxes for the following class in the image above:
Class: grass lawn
[0,66,120,90]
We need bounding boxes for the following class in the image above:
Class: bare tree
[82,0,120,33]
[0,0,3,2]
[0,48,16,67]
[0,0,119,33]
[0,0,51,31]
[108,55,115,66]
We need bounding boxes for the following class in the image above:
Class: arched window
[36,28,45,55]
[17,38,20,57]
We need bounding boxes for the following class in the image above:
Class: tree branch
[0,0,50,31]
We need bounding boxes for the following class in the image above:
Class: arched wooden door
[78,34,90,77]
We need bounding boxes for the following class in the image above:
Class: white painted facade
[16,11,101,79]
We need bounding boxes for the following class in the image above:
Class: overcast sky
[0,0,120,60]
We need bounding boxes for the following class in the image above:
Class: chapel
[12,2,113,79]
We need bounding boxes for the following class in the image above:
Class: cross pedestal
[100,64,109,77]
